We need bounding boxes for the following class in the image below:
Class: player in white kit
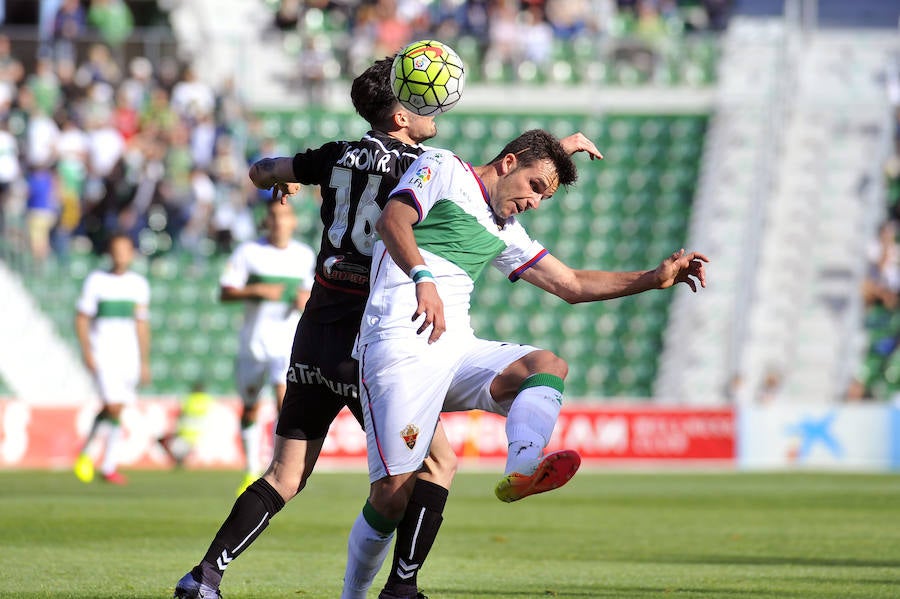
[73,233,151,485]
[219,200,315,494]
[343,130,709,599]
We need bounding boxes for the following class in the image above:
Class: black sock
[196,478,285,588]
[381,479,449,597]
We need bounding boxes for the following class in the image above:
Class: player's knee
[525,350,568,380]
[263,470,304,502]
[423,450,458,488]
[369,475,415,520]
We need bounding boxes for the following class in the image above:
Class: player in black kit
[173,57,456,599]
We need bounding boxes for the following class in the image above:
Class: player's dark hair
[351,56,399,129]
[488,129,578,187]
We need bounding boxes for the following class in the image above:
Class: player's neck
[384,128,417,146]
[268,236,290,249]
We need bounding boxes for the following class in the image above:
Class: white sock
[505,376,563,475]
[341,507,396,599]
[100,422,122,476]
[241,421,262,474]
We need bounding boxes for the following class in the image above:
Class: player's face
[404,111,437,143]
[490,158,559,219]
[108,237,134,272]
[265,201,297,244]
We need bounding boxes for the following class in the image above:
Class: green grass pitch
[2,470,899,598]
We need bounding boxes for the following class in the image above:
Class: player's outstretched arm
[248,157,302,204]
[518,249,708,304]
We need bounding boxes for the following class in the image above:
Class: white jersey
[76,269,150,372]
[359,150,547,345]
[220,237,316,361]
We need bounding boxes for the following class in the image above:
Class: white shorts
[235,352,290,406]
[95,364,139,405]
[358,334,537,482]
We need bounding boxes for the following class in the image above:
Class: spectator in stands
[87,0,134,49]
[158,121,193,247]
[52,0,88,63]
[54,110,89,260]
[170,65,215,122]
[273,0,301,32]
[26,57,62,117]
[75,43,122,89]
[0,34,25,89]
[862,219,900,309]
[73,232,151,486]
[485,0,521,76]
[372,0,413,59]
[520,5,555,69]
[120,56,154,114]
[25,106,60,172]
[26,161,60,264]
[0,118,22,237]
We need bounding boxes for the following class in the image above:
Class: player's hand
[559,132,603,160]
[273,182,301,205]
[252,282,286,301]
[413,282,446,343]
[655,249,709,291]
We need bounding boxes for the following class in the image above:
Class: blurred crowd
[0,2,287,265]
[854,98,900,400]
[0,0,731,266]
[268,0,730,96]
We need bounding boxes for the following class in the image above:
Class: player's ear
[499,152,517,175]
[393,108,408,129]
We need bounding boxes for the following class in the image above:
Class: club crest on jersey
[401,424,420,449]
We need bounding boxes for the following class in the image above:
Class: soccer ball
[392,39,466,116]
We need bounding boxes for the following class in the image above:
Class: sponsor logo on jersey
[415,166,432,184]
[401,424,420,449]
[287,362,358,398]
[322,255,369,285]
[337,146,392,173]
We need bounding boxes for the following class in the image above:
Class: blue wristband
[409,265,435,284]
[412,269,435,284]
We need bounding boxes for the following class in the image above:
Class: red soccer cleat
[494,449,581,503]
[101,471,128,485]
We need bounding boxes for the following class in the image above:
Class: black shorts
[276,314,364,440]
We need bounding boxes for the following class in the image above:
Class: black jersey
[291,130,426,323]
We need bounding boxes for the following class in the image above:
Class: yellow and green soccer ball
[392,39,466,116]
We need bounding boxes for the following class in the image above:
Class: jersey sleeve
[75,272,99,316]
[291,142,344,186]
[219,243,250,289]
[388,150,454,224]
[492,219,549,282]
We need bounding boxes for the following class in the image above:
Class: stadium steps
[655,18,787,405]
[740,30,898,402]
[168,0,297,106]
[0,261,95,405]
